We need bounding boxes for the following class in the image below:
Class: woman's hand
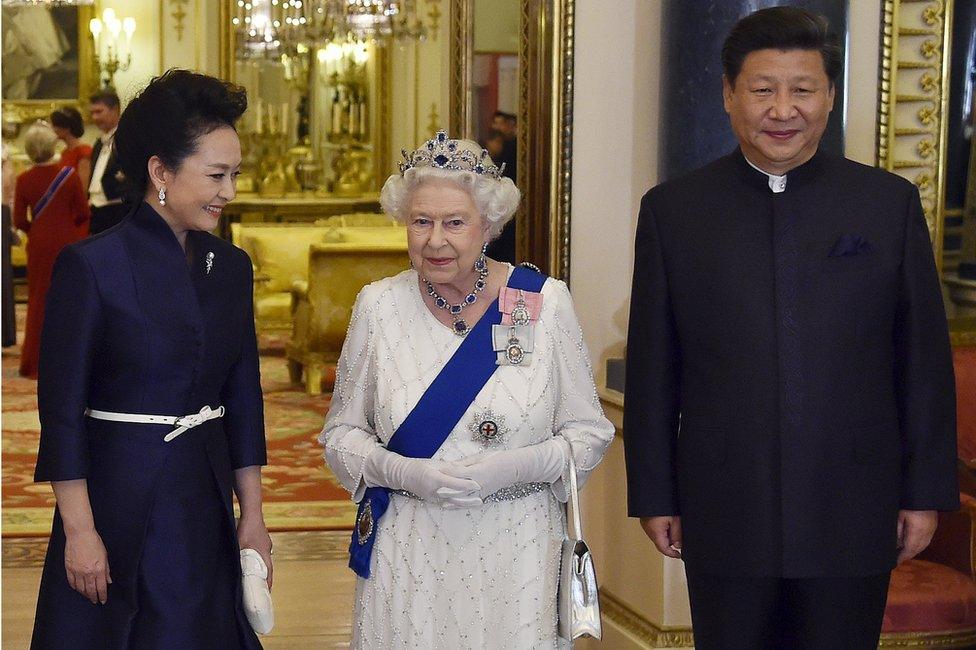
[443,451,517,499]
[237,514,273,589]
[443,440,566,500]
[51,479,110,604]
[363,448,483,507]
[64,528,112,604]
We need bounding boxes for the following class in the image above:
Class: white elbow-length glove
[442,438,569,500]
[362,446,483,508]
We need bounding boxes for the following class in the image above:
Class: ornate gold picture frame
[0,4,96,125]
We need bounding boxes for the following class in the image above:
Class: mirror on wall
[231,40,384,196]
[217,0,572,275]
[470,0,520,263]
[451,0,574,279]
[219,0,430,198]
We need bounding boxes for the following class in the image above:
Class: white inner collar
[744,156,788,193]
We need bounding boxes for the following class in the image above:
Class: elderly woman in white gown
[320,131,614,648]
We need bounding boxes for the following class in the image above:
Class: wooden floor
[1,531,356,648]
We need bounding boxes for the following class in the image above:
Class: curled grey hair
[24,121,58,164]
[380,166,521,241]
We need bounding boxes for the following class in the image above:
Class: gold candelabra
[88,8,135,90]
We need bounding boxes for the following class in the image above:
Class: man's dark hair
[50,106,85,138]
[492,110,516,123]
[722,7,842,86]
[89,89,121,110]
[114,69,247,200]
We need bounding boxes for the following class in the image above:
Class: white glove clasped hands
[363,447,484,508]
[441,438,568,501]
[363,440,569,507]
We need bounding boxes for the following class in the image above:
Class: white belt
[84,405,225,442]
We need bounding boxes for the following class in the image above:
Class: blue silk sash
[33,166,74,222]
[349,265,547,578]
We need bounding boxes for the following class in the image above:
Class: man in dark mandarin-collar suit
[624,7,958,649]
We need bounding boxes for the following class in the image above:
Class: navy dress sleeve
[220,252,267,469]
[35,245,102,482]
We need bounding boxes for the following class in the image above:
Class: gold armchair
[230,222,334,331]
[229,215,398,331]
[315,212,398,228]
[287,240,409,395]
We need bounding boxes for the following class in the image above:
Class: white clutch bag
[557,452,602,641]
[240,548,275,635]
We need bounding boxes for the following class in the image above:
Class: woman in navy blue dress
[30,70,271,649]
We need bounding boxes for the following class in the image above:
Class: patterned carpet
[2,304,355,536]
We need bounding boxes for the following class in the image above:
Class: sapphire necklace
[422,254,489,336]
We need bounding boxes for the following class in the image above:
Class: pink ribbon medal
[499,287,542,325]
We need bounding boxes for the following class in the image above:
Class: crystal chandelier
[340,0,425,41]
[0,0,95,5]
[232,0,424,58]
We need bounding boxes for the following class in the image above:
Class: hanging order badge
[510,290,531,325]
[492,324,535,366]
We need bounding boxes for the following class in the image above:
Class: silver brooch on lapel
[205,251,215,275]
[470,409,509,447]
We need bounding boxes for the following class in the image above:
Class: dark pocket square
[828,234,871,257]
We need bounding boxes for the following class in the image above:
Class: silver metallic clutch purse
[557,452,602,641]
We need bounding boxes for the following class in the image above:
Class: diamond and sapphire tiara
[398,130,506,180]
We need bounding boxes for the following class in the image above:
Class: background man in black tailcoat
[87,89,127,234]
[623,7,958,649]
[486,111,518,263]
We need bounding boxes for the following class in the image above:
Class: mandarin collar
[732,147,825,193]
[131,201,191,257]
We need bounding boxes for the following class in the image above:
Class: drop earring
[158,186,167,206]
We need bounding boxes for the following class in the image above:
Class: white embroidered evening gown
[321,268,614,649]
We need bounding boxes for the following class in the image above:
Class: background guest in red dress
[13,121,90,378]
[50,107,92,190]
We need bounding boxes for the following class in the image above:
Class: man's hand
[897,509,938,564]
[640,516,683,559]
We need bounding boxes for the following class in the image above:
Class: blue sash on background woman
[32,166,74,222]
[349,265,547,578]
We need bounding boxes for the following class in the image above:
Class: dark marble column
[659,0,849,181]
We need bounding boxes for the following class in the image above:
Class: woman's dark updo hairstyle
[114,69,247,200]
[49,107,85,138]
